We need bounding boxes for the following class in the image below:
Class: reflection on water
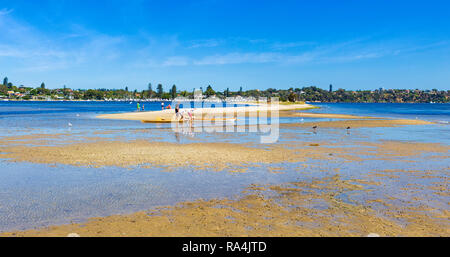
[172,122,195,142]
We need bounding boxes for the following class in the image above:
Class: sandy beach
[96,103,316,122]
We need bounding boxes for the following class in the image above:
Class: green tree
[3,77,8,86]
[0,84,7,95]
[171,84,177,99]
[161,92,171,100]
[148,83,153,98]
[40,82,45,89]
[205,85,215,97]
[288,91,297,102]
[157,84,163,97]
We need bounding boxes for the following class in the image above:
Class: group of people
[136,102,194,123]
[136,102,145,111]
[175,103,194,123]
[136,102,171,112]
[161,102,172,110]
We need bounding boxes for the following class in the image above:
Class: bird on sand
[312,125,317,133]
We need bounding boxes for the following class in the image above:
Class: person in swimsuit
[161,102,164,110]
[175,104,183,120]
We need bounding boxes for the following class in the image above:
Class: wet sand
[0,140,304,170]
[2,174,448,237]
[1,135,447,170]
[0,138,360,170]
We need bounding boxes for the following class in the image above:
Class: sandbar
[96,103,316,122]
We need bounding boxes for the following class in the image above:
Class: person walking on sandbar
[175,104,183,120]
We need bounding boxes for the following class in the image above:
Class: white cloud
[188,39,221,48]
[1,10,448,76]
[0,8,13,16]
[193,52,282,65]
[162,56,189,66]
[271,41,315,50]
[0,11,126,72]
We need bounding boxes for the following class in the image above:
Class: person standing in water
[175,104,180,119]
[137,102,140,112]
[175,104,183,120]
[188,109,193,126]
[161,102,164,110]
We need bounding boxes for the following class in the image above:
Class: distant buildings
[193,88,203,100]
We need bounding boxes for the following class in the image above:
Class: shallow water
[309,102,450,123]
[0,101,449,232]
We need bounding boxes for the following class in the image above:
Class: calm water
[310,102,450,123]
[0,101,449,231]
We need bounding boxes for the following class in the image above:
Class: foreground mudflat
[2,173,448,237]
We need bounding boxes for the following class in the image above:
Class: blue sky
[0,0,449,91]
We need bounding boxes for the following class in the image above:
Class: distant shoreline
[1,99,448,104]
